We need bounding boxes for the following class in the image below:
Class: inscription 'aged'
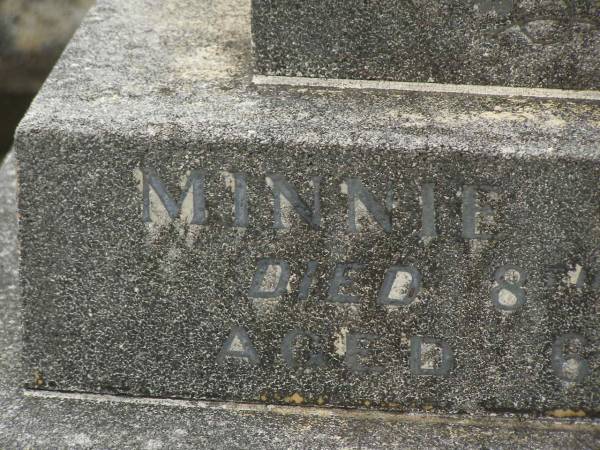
[213,326,588,381]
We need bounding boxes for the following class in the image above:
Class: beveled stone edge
[253,75,600,101]
[23,389,600,431]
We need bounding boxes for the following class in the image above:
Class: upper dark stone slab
[252,0,600,89]
[15,0,600,418]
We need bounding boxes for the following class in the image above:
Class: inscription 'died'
[133,168,595,382]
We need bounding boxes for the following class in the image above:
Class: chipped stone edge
[253,75,600,101]
[23,389,600,432]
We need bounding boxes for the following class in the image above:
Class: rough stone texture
[252,0,600,89]
[15,0,600,419]
[0,155,597,450]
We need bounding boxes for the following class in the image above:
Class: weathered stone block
[252,0,600,89]
[16,0,600,417]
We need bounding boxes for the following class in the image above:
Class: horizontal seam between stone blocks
[253,75,600,101]
[23,389,600,431]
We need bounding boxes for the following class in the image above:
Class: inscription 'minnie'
[137,169,500,240]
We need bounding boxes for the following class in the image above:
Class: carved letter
[410,336,453,376]
[552,334,590,382]
[223,172,248,228]
[266,175,321,230]
[298,261,318,300]
[217,327,259,365]
[140,169,206,224]
[281,329,325,369]
[462,185,497,240]
[419,183,437,239]
[343,178,393,233]
[328,262,364,303]
[248,258,290,299]
[344,333,384,374]
[378,266,421,306]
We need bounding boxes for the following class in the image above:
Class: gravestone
[252,0,600,89]
[15,0,600,424]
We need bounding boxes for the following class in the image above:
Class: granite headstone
[15,0,600,420]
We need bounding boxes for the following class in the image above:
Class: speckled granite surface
[8,0,600,444]
[5,0,600,445]
[252,0,600,89]
[1,152,599,447]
